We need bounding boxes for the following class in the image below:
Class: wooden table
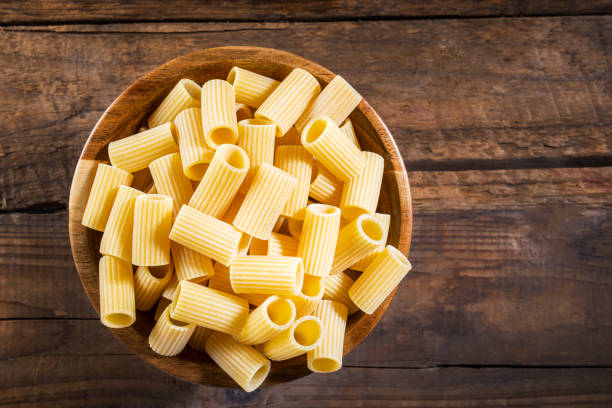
[1,2,611,406]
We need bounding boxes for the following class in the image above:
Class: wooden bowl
[68,46,412,387]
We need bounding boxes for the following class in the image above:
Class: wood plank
[1,0,610,24]
[2,354,612,407]
[1,17,610,210]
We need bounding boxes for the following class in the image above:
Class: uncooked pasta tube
[99,256,136,328]
[108,123,179,173]
[148,78,201,128]
[132,194,173,266]
[322,272,359,314]
[233,163,297,240]
[171,241,214,283]
[154,297,172,321]
[188,144,249,217]
[255,68,320,137]
[340,118,360,148]
[170,205,243,266]
[99,185,143,262]
[331,214,385,275]
[295,75,362,131]
[250,232,298,256]
[350,212,391,271]
[274,145,313,219]
[201,79,238,150]
[307,300,348,373]
[171,281,249,337]
[189,326,213,351]
[237,119,276,194]
[309,164,343,206]
[262,315,322,361]
[227,67,279,108]
[149,305,195,356]
[82,163,133,231]
[235,295,296,345]
[235,103,253,121]
[174,107,214,181]
[149,152,194,216]
[349,245,412,314]
[340,152,384,220]
[208,263,269,306]
[290,274,325,317]
[230,255,304,296]
[134,263,173,311]
[161,272,178,301]
[297,204,341,278]
[205,332,271,392]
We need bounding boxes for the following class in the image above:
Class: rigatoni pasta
[235,103,253,121]
[350,212,391,271]
[99,185,143,262]
[201,79,238,150]
[331,214,385,275]
[99,256,136,328]
[133,263,173,311]
[297,204,341,278]
[290,274,325,317]
[322,272,359,314]
[262,315,322,361]
[309,164,343,206]
[250,232,298,256]
[237,119,276,194]
[274,145,313,219]
[148,78,201,128]
[230,256,304,296]
[171,241,214,283]
[307,300,348,373]
[189,326,213,351]
[132,194,173,266]
[174,107,214,180]
[149,152,194,216]
[340,152,384,220]
[208,263,269,306]
[154,297,171,321]
[235,295,296,345]
[227,67,279,108]
[149,305,195,356]
[340,118,360,148]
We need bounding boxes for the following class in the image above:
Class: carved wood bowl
[68,46,412,387]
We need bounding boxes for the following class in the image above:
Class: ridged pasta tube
[340,152,384,220]
[149,305,195,356]
[233,163,297,240]
[161,272,178,301]
[171,281,249,337]
[301,115,364,182]
[274,145,314,219]
[297,204,341,278]
[99,185,143,262]
[174,107,214,181]
[350,213,391,271]
[82,163,133,231]
[189,326,213,351]
[154,297,172,321]
[295,75,362,131]
[132,194,173,266]
[108,123,179,173]
[171,241,214,283]
[237,119,276,194]
[235,103,253,121]
[170,205,243,266]
[148,78,201,128]
[309,164,343,206]
[330,214,385,274]
[188,144,249,217]
[340,118,361,148]
[205,332,271,392]
[307,300,348,373]
[149,152,194,216]
[99,256,136,328]
[255,68,320,137]
[230,256,304,296]
[134,263,173,311]
[235,296,296,345]
[227,67,280,108]
[290,274,325,317]
[201,79,238,150]
[323,272,359,314]
[250,232,298,256]
[262,315,322,361]
[349,245,412,314]
[208,263,269,306]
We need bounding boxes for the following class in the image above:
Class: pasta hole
[293,318,321,347]
[169,314,190,327]
[311,358,340,372]
[360,217,384,242]
[266,298,294,326]
[148,265,169,279]
[227,67,237,85]
[187,163,208,180]
[210,127,236,147]
[309,203,339,216]
[219,146,248,170]
[182,79,202,100]
[248,363,270,391]
[105,313,133,327]
[342,206,367,221]
[304,118,327,144]
[386,245,410,266]
[301,275,322,297]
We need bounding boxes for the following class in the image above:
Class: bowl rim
[68,46,412,387]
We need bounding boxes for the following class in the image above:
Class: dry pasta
[350,212,391,271]
[340,118,360,148]
[275,126,302,147]
[148,78,201,128]
[154,297,172,321]
[134,263,173,311]
[322,272,359,314]
[331,214,385,275]
[132,194,173,266]
[171,241,214,283]
[208,263,269,306]
[340,151,384,220]
[201,79,238,150]
[161,272,179,301]
[274,145,313,219]
[227,66,279,108]
[290,274,325,317]
[189,326,213,351]
[307,300,348,373]
[99,185,143,262]
[235,295,296,345]
[262,315,322,361]
[297,204,341,278]
[174,107,214,181]
[149,305,195,356]
[250,232,298,256]
[237,119,276,194]
[230,255,304,296]
[99,256,136,328]
[309,164,343,206]
[149,152,194,216]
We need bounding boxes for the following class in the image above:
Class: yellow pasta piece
[220,192,245,224]
[331,214,385,275]
[250,232,298,256]
[149,152,194,216]
[235,296,296,345]
[99,256,135,328]
[108,123,179,173]
[307,300,348,373]
[349,245,412,314]
[201,79,238,150]
[237,119,276,194]
[309,163,343,206]
[350,212,391,271]
[297,204,341,278]
[205,332,271,392]
[171,241,214,283]
[340,152,384,220]
[154,297,172,321]
[273,216,287,233]
[262,315,322,361]
[188,326,213,351]
[255,68,321,137]
[208,263,268,306]
[149,305,195,356]
[235,103,253,121]
[274,145,313,219]
[174,107,214,181]
[295,75,362,131]
[82,163,133,231]
[132,194,173,266]
[161,272,178,301]
[274,126,302,147]
[227,66,280,108]
[340,118,361,149]
[170,205,243,266]
[99,185,143,262]
[290,274,325,317]
[287,217,303,240]
[230,255,304,296]
[171,281,249,337]
[188,144,249,217]
[322,272,359,314]
[233,163,297,240]
[148,78,201,128]
[134,263,173,311]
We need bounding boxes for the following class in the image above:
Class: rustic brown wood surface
[1,2,611,406]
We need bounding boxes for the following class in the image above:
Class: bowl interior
[68,46,412,387]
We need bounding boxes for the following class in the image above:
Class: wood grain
[1,17,610,210]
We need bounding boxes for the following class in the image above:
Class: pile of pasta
[82,66,412,392]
